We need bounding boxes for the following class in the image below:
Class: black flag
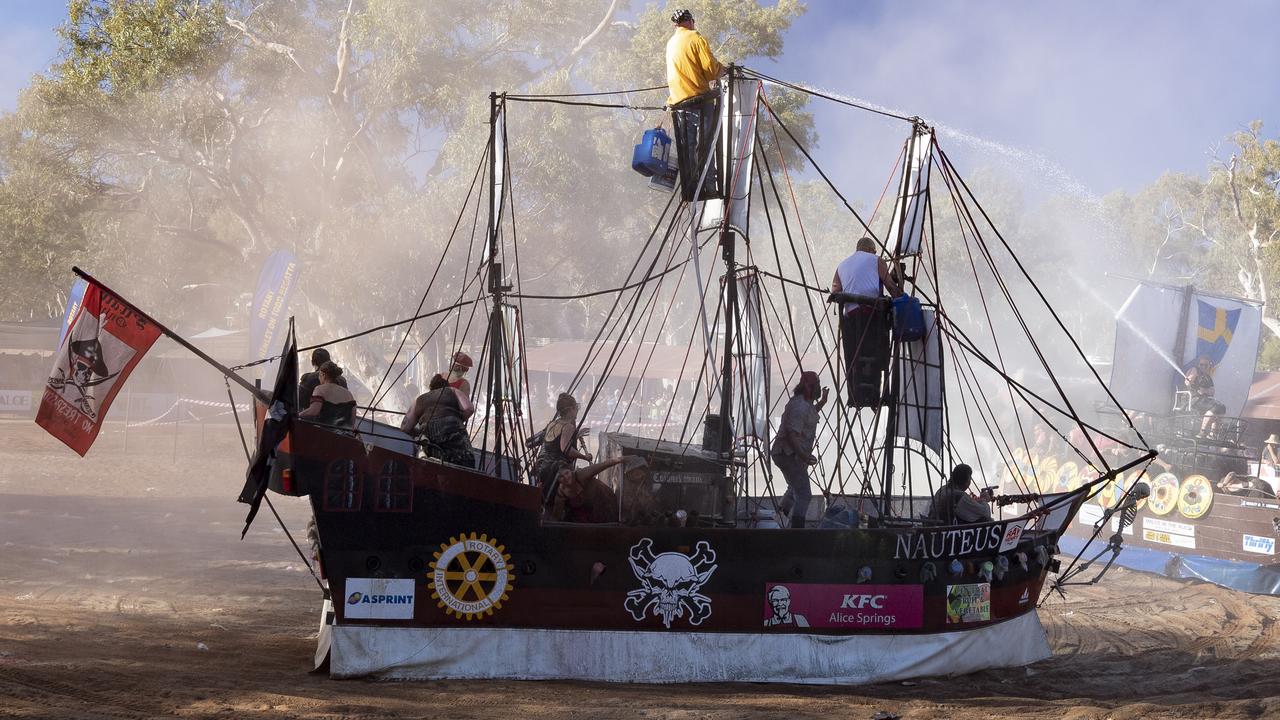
[237,321,298,538]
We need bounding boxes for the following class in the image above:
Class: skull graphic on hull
[624,538,717,628]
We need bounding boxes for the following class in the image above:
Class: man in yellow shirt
[665,9,724,201]
[666,9,723,106]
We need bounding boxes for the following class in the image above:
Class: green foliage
[0,0,812,347]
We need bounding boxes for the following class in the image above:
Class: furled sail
[733,272,770,443]
[485,103,506,264]
[888,123,933,256]
[896,308,944,456]
[697,78,762,234]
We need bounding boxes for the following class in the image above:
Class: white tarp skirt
[328,611,1050,684]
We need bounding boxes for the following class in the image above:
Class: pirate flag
[36,280,162,456]
[237,321,298,538]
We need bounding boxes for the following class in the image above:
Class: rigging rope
[742,67,916,124]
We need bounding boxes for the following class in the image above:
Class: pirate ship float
[1016,279,1280,594]
[44,67,1157,683]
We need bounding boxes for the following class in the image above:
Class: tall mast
[486,92,509,460]
[879,122,923,516]
[715,66,737,456]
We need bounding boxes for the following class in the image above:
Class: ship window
[375,459,412,512]
[323,459,362,511]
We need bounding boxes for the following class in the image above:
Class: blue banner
[59,278,88,343]
[250,250,300,369]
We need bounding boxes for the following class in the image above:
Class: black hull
[282,422,1087,637]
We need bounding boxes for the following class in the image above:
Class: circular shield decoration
[1177,475,1214,520]
[1055,460,1079,493]
[1148,472,1180,516]
[1128,471,1150,511]
[1097,472,1124,509]
[1036,456,1060,494]
[429,532,513,621]
[1072,466,1097,493]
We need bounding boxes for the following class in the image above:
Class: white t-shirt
[835,251,882,313]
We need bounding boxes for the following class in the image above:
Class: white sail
[485,104,506,264]
[734,272,770,443]
[698,78,761,234]
[896,309,943,456]
[888,125,933,256]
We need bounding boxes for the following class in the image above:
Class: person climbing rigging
[831,236,903,407]
[665,8,725,201]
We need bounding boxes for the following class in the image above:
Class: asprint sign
[344,578,416,620]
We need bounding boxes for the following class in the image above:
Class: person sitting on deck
[533,393,594,503]
[831,236,903,407]
[1216,471,1278,499]
[666,8,725,200]
[1185,356,1227,438]
[548,456,629,523]
[298,348,346,408]
[298,361,357,429]
[926,464,993,524]
[400,373,476,467]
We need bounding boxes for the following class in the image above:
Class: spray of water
[1067,272,1183,373]
[756,78,1103,207]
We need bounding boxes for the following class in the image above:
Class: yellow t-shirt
[665,27,723,106]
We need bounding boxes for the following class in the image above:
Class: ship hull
[323,613,1051,683]
[284,422,1086,682]
[1009,452,1280,594]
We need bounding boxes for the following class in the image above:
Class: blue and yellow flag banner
[1191,300,1241,369]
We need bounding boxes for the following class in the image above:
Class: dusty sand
[2,419,1280,719]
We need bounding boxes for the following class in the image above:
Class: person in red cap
[769,370,828,528]
[447,351,473,394]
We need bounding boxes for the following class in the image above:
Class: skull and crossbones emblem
[624,538,717,628]
[47,336,117,420]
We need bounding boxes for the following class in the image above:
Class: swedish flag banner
[1190,301,1241,368]
[1110,283,1261,417]
[1180,295,1261,417]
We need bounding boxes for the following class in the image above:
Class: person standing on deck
[400,373,476,467]
[770,371,828,528]
[831,236,903,407]
[533,393,594,505]
[444,352,475,420]
[666,9,725,200]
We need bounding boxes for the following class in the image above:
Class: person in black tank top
[533,393,593,503]
[299,361,357,429]
[400,374,475,467]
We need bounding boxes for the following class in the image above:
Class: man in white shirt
[831,237,902,406]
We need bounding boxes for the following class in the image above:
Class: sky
[2,1,1278,202]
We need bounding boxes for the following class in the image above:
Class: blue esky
[2,1,1278,202]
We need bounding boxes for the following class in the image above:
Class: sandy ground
[2,419,1280,719]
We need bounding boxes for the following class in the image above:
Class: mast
[486,92,509,460]
[880,121,925,517]
[716,66,737,457]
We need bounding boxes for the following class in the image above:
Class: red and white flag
[35,281,162,456]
